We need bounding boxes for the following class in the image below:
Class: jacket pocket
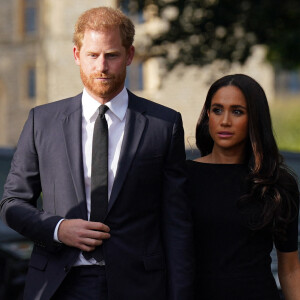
[143,254,166,271]
[29,252,48,271]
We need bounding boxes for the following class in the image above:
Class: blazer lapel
[61,94,87,219]
[108,92,146,213]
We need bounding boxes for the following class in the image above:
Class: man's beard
[80,67,126,100]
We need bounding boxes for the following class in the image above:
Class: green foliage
[124,0,300,69]
[271,99,300,152]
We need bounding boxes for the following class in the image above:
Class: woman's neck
[197,146,246,164]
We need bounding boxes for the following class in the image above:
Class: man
[0,7,193,300]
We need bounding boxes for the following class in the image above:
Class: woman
[187,74,300,300]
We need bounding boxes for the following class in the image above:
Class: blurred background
[0,0,300,299]
[0,0,300,150]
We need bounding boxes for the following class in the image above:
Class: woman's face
[208,85,249,153]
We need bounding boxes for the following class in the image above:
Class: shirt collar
[82,87,128,122]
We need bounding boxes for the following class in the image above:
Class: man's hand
[58,219,110,252]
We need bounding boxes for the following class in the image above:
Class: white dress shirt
[81,87,128,215]
[54,87,128,266]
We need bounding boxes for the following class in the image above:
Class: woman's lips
[217,131,234,138]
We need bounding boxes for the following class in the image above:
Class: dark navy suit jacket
[0,90,194,300]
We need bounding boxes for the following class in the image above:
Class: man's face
[74,28,134,103]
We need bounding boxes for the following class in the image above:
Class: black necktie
[83,105,109,262]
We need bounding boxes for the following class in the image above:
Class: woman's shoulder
[278,166,299,197]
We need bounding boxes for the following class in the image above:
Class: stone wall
[0,0,39,146]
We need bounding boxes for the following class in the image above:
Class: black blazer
[1,90,194,300]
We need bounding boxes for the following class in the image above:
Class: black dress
[187,160,299,300]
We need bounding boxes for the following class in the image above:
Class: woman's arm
[277,250,300,300]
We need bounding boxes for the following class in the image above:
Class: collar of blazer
[108,89,147,213]
[60,90,147,219]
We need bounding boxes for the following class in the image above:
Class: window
[21,0,38,35]
[27,66,36,99]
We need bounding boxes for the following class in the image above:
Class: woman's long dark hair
[196,74,299,237]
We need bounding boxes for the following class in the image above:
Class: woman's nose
[221,112,231,126]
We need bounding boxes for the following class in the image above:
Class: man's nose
[96,56,108,73]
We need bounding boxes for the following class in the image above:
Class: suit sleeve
[0,109,62,250]
[162,112,195,300]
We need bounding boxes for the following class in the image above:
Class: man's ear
[73,45,81,66]
[126,45,135,66]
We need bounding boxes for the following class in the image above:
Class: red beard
[80,67,126,100]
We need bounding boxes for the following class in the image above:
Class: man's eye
[107,53,118,58]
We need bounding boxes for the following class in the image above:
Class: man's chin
[95,90,114,98]
[87,88,119,101]
[85,81,124,100]
[89,86,113,97]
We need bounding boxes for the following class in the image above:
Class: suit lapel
[61,94,87,219]
[108,91,147,213]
